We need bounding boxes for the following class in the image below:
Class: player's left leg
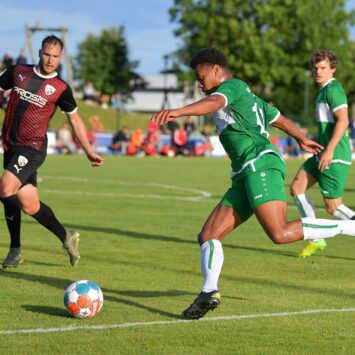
[182,179,253,320]
[17,184,80,266]
[322,162,355,220]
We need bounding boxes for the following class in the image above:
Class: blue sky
[0,0,354,78]
[0,0,178,75]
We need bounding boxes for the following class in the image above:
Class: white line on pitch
[41,189,213,202]
[1,307,355,335]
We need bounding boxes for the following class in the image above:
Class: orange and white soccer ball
[64,280,103,319]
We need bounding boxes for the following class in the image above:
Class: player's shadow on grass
[0,270,182,319]
[22,305,69,318]
[8,220,355,262]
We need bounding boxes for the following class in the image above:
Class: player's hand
[298,138,323,155]
[151,110,179,124]
[87,152,104,167]
[318,148,333,172]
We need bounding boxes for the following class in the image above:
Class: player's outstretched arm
[68,112,104,167]
[151,95,225,124]
[271,114,323,155]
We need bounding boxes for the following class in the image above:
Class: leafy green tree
[170,0,355,123]
[76,27,144,96]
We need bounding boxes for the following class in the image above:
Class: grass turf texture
[0,155,354,354]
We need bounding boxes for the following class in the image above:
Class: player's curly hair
[190,48,228,69]
[310,49,337,69]
[41,35,64,51]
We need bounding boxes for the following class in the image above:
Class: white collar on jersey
[33,65,58,79]
[321,77,335,88]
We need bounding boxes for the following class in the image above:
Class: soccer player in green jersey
[291,50,355,258]
[151,48,355,320]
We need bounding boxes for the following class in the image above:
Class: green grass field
[0,155,355,354]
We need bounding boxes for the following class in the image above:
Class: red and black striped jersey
[0,64,77,151]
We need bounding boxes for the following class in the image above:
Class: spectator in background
[184,116,196,135]
[144,122,160,156]
[89,115,104,133]
[100,94,110,109]
[287,125,308,158]
[201,125,213,157]
[56,122,77,154]
[2,53,13,69]
[16,49,27,65]
[188,128,206,156]
[110,126,130,155]
[173,124,188,156]
[111,92,129,113]
[128,128,144,156]
[83,81,98,104]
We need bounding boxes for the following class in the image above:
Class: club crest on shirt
[45,84,56,95]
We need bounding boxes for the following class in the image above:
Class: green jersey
[212,78,283,175]
[316,78,351,165]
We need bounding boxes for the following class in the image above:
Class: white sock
[293,194,316,218]
[302,217,355,240]
[200,239,224,293]
[332,204,355,220]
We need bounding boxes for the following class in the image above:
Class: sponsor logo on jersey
[254,194,263,200]
[45,84,55,95]
[18,74,25,82]
[13,86,47,108]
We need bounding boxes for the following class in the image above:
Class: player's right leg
[0,170,23,268]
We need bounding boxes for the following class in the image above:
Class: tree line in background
[75,27,145,96]
[75,0,355,126]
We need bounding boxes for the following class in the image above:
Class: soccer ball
[64,280,104,319]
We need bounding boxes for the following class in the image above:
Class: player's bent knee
[21,204,40,216]
[268,230,289,244]
[325,206,335,215]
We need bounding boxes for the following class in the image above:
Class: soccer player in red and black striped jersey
[0,35,104,268]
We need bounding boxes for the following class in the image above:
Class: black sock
[31,201,66,243]
[1,195,21,248]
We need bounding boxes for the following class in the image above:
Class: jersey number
[252,103,269,138]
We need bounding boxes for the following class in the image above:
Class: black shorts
[3,145,47,187]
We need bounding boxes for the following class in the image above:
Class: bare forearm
[175,95,224,117]
[326,116,349,152]
[69,114,93,154]
[151,94,225,124]
[272,114,306,141]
